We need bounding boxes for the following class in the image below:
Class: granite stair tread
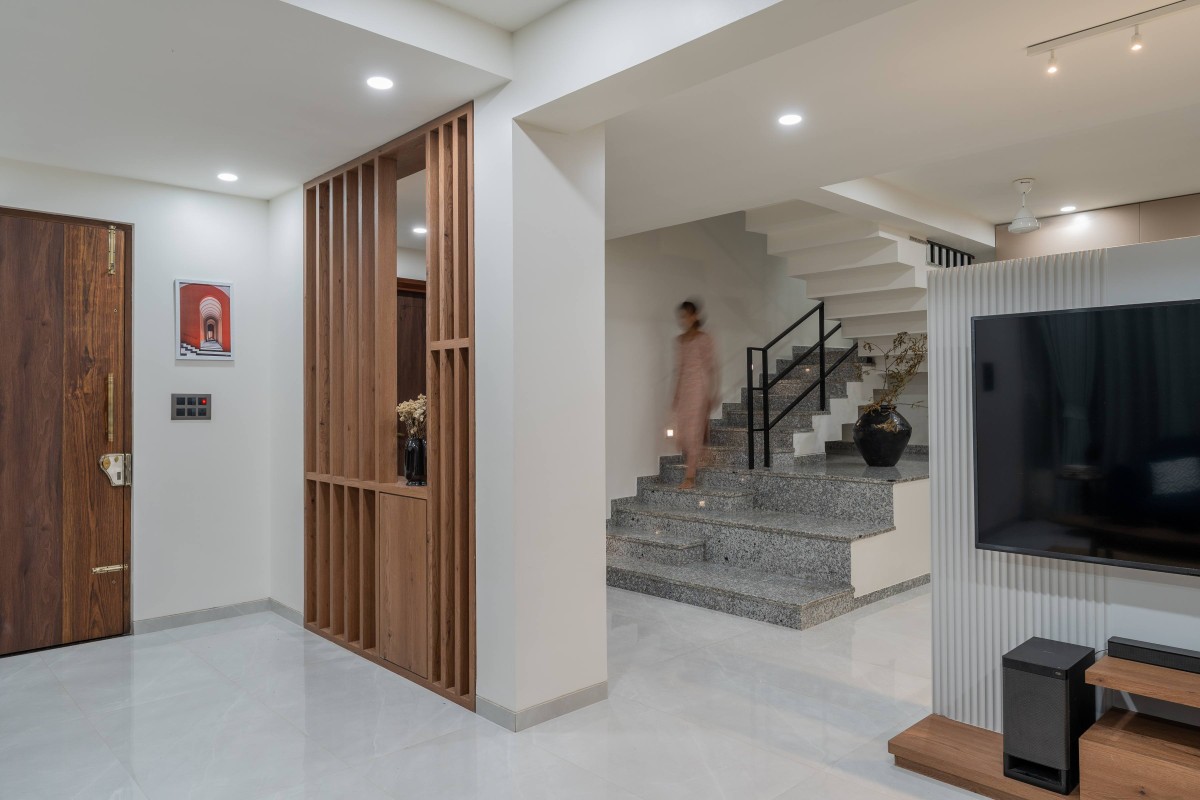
[677,452,930,485]
[615,500,892,541]
[638,481,754,500]
[606,526,705,550]
[606,554,853,610]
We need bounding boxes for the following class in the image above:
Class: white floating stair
[745,204,935,344]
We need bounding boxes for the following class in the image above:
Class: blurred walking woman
[672,300,719,489]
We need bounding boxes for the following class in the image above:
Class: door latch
[99,453,132,487]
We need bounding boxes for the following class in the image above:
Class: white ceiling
[0,0,505,199]
[877,102,1200,224]
[605,0,1200,239]
[431,0,572,31]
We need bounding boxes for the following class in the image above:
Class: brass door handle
[106,373,114,443]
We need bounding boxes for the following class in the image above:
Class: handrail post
[818,303,827,411]
[761,348,771,469]
[745,348,755,471]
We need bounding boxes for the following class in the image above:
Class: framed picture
[175,280,234,361]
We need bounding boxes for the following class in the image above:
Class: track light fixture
[1028,0,1199,73]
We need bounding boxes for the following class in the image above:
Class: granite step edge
[606,555,854,611]
[614,502,895,542]
[605,525,705,550]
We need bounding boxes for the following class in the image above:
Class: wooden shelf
[889,715,1079,800]
[1080,709,1200,799]
[1087,656,1200,710]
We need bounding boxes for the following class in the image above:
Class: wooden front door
[0,209,131,656]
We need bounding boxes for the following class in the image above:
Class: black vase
[853,405,912,467]
[404,437,428,486]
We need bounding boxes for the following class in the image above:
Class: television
[973,299,1200,577]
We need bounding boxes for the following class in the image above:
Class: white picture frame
[175,279,234,361]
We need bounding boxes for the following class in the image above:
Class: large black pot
[853,405,912,467]
[404,436,428,486]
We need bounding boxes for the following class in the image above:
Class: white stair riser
[822,288,927,319]
[785,236,926,276]
[803,263,927,297]
[839,311,928,339]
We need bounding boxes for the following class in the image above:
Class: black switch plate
[171,394,212,420]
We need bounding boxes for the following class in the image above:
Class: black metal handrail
[928,240,975,268]
[744,302,855,469]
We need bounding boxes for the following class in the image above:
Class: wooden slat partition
[302,104,474,709]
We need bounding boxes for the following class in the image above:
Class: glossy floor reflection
[0,586,971,799]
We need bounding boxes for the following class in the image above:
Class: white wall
[605,212,817,504]
[268,188,305,613]
[0,157,274,621]
[396,247,426,280]
[930,237,1200,732]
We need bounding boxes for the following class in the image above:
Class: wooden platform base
[889,715,1079,800]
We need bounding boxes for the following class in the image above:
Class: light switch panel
[171,394,212,420]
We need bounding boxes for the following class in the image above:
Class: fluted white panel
[929,251,1109,732]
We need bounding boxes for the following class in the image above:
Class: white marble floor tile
[528,695,817,800]
[366,718,641,800]
[250,651,476,765]
[89,683,346,800]
[0,650,88,740]
[0,715,147,800]
[44,630,237,716]
[250,767,398,800]
[776,730,976,800]
[0,585,955,799]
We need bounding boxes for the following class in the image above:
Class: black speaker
[1002,637,1095,795]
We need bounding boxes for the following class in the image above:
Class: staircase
[606,344,931,629]
[744,202,935,356]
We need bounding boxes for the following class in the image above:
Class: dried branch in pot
[859,332,928,410]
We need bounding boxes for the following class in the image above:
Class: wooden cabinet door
[0,212,129,655]
[378,494,428,677]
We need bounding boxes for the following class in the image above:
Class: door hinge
[99,453,132,487]
[107,225,117,276]
[92,563,128,575]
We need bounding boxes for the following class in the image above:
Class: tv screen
[973,300,1200,576]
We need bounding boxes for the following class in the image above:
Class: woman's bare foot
[678,477,696,490]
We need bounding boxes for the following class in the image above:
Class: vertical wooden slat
[344,170,360,479]
[304,481,316,624]
[361,489,376,650]
[317,184,331,474]
[424,131,443,683]
[330,177,345,477]
[359,164,377,479]
[465,108,477,701]
[345,487,360,642]
[374,157,398,482]
[304,188,317,473]
[444,122,456,340]
[330,484,345,636]
[316,482,330,629]
[440,351,454,688]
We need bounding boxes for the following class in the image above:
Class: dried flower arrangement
[860,332,928,410]
[395,394,428,439]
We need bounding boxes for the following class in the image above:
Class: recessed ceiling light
[367,76,394,90]
[778,113,803,126]
[1060,205,1077,213]
[412,226,427,235]
[217,173,238,182]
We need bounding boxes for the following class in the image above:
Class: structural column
[474,99,608,729]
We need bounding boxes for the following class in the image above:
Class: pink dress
[673,331,718,461]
